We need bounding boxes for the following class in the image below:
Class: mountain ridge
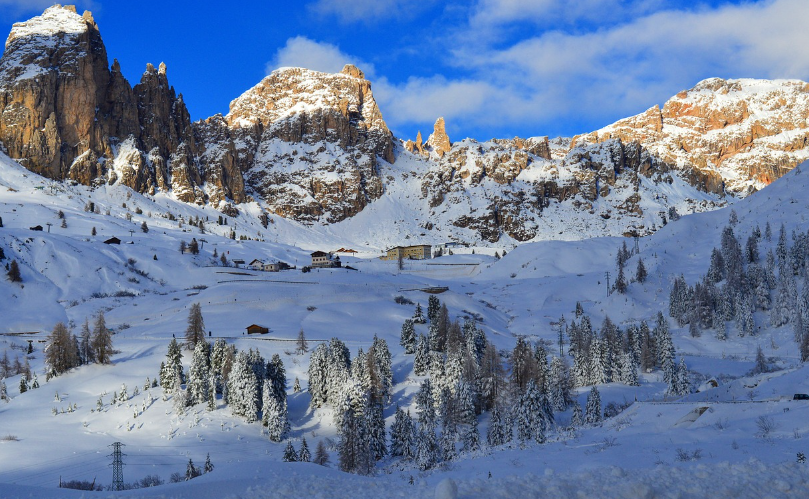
[1,5,809,244]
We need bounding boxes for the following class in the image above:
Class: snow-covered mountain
[3,6,809,248]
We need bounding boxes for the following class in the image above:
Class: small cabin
[30,225,43,231]
[264,262,280,272]
[231,259,246,268]
[248,259,265,271]
[246,324,269,335]
[104,237,121,245]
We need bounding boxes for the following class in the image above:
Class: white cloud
[379,0,809,138]
[309,0,435,23]
[266,36,375,77]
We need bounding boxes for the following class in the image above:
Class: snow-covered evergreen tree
[415,379,436,427]
[415,425,439,471]
[548,356,572,411]
[584,386,602,425]
[462,417,481,452]
[413,303,426,324]
[674,357,690,396]
[390,406,415,458]
[570,400,583,427]
[479,343,506,411]
[413,334,430,375]
[187,340,210,406]
[427,295,440,323]
[635,257,647,284]
[299,438,311,462]
[366,400,387,461]
[487,405,506,447]
[620,352,639,386]
[338,408,373,475]
[204,453,214,473]
[400,319,417,354]
[283,441,298,462]
[228,351,259,422]
[262,380,289,442]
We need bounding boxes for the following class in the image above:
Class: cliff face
[573,78,809,195]
[0,5,240,205]
[3,7,809,244]
[223,65,393,223]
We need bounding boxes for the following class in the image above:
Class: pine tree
[584,386,602,425]
[621,352,639,386]
[675,357,690,396]
[427,295,440,323]
[570,401,583,427]
[293,377,301,393]
[185,303,205,349]
[187,340,210,405]
[204,453,214,473]
[415,379,436,427]
[185,459,199,480]
[390,406,415,458]
[283,441,298,462]
[614,260,627,294]
[413,303,426,324]
[314,440,330,466]
[91,312,113,364]
[548,356,571,411]
[487,405,506,447]
[299,437,311,462]
[18,375,27,394]
[141,221,149,233]
[366,400,387,460]
[635,257,647,283]
[338,408,373,475]
[295,329,308,355]
[307,343,328,408]
[413,334,430,376]
[78,319,94,365]
[7,259,21,283]
[462,417,481,452]
[415,425,439,471]
[0,379,7,401]
[400,319,417,354]
[479,342,505,411]
[228,351,259,422]
[189,238,200,255]
[439,424,457,462]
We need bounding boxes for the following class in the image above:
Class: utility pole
[46,222,52,233]
[109,442,126,491]
[605,271,611,297]
[129,229,134,239]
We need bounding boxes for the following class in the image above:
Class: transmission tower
[605,271,611,297]
[108,442,126,491]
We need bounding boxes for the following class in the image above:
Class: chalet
[231,259,246,268]
[246,324,269,335]
[311,251,341,268]
[104,237,121,245]
[263,262,280,272]
[30,225,43,231]
[382,244,432,261]
[248,259,265,270]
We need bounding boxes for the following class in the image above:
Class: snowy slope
[2,150,809,497]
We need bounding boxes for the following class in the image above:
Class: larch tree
[7,259,21,283]
[185,303,205,349]
[45,322,80,378]
[91,312,113,364]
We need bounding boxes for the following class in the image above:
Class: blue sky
[2,0,808,141]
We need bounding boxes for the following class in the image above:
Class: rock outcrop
[0,5,228,204]
[573,78,809,195]
[426,117,452,158]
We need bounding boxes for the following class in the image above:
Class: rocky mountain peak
[427,117,451,158]
[574,77,809,195]
[340,64,364,79]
